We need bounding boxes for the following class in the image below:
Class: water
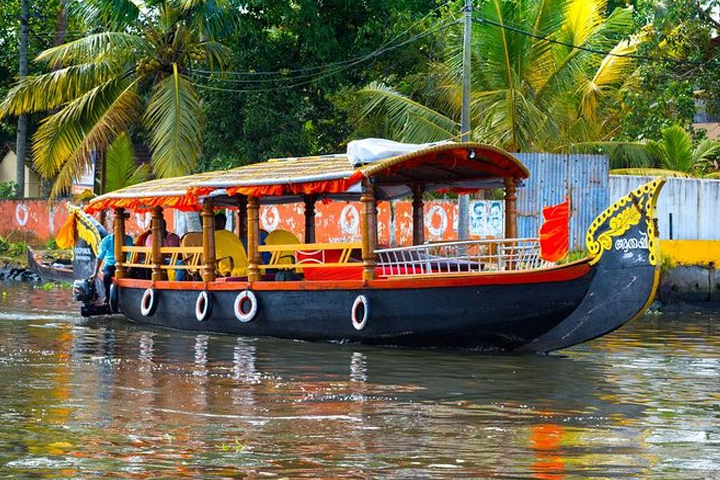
[0,283,718,479]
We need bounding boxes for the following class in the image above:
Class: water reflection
[0,283,718,478]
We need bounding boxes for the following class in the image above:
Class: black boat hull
[117,265,594,350]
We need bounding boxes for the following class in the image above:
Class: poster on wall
[72,154,96,195]
[469,200,504,237]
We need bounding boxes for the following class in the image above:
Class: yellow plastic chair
[215,230,248,277]
[179,232,204,279]
[264,229,301,267]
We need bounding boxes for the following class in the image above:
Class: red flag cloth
[539,199,570,262]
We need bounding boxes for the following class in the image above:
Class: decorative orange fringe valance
[84,172,365,213]
[85,194,204,214]
[225,171,364,198]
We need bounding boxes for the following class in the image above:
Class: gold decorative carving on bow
[586,179,665,266]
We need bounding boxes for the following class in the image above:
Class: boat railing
[375,238,550,276]
[120,239,548,279]
[259,242,363,271]
[121,246,205,272]
[119,242,364,277]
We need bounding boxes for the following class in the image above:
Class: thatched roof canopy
[86,142,527,213]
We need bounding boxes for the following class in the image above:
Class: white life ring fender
[195,290,213,322]
[234,290,258,322]
[109,283,120,314]
[351,294,370,331]
[140,288,157,317]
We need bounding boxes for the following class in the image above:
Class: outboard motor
[73,278,110,317]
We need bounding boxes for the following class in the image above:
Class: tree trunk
[55,0,67,46]
[15,0,30,198]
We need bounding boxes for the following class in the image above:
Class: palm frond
[357,82,457,142]
[37,32,146,68]
[571,141,653,168]
[659,125,693,172]
[49,81,141,198]
[31,78,140,195]
[563,0,605,47]
[579,35,641,122]
[68,0,140,30]
[0,62,120,119]
[692,139,720,163]
[610,168,691,178]
[143,64,203,178]
[179,0,240,39]
[198,40,232,71]
[105,132,150,192]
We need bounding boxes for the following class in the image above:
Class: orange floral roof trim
[85,194,203,213]
[225,171,364,198]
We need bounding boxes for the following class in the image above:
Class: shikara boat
[81,140,664,352]
[26,247,75,283]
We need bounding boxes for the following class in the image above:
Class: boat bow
[519,178,666,353]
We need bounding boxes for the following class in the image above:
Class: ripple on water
[0,284,718,479]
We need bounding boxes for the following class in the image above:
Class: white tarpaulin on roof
[346,138,449,166]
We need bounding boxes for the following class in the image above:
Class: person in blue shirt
[90,232,133,304]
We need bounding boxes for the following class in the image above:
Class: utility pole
[15,0,30,199]
[457,0,472,240]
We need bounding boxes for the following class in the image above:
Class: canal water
[0,283,718,479]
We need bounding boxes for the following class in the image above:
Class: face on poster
[470,200,504,237]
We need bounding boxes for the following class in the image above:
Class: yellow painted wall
[660,240,720,266]
[0,150,42,197]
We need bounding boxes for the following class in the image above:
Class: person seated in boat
[89,226,133,304]
[144,219,180,248]
[214,212,248,277]
[143,219,184,280]
[242,229,271,265]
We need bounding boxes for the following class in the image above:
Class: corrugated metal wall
[609,175,720,240]
[516,153,608,250]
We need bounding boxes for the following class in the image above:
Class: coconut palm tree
[357,0,639,152]
[610,125,720,177]
[0,0,236,197]
[648,125,720,174]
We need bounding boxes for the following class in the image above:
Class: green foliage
[0,0,238,197]
[0,181,18,198]
[646,125,720,175]
[0,235,27,258]
[355,0,641,152]
[659,253,675,274]
[104,132,149,192]
[200,0,442,166]
[618,0,720,141]
[44,238,59,250]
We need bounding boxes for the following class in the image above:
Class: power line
[190,1,456,78]
[192,20,460,93]
[473,16,719,67]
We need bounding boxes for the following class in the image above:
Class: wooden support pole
[304,194,317,244]
[201,200,216,282]
[113,207,126,279]
[361,178,377,281]
[151,206,166,281]
[247,196,261,282]
[504,177,518,239]
[412,184,425,246]
[236,195,247,239]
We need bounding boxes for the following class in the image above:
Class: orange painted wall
[0,200,176,247]
[256,201,461,246]
[0,199,471,247]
